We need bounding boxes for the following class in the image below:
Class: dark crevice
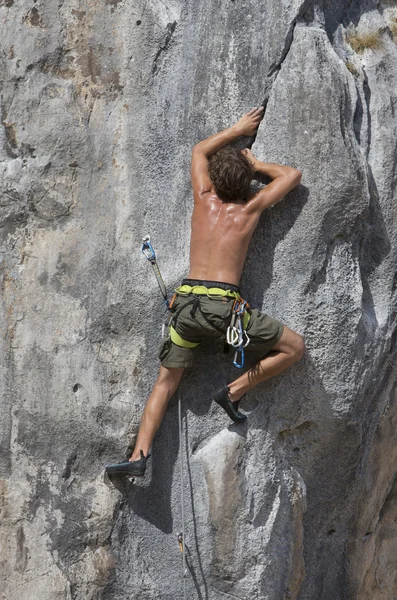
[270,0,317,80]
[362,68,372,159]
[1,103,18,159]
[267,0,314,81]
[339,90,349,149]
[23,47,75,80]
[353,87,363,146]
[247,0,315,149]
[339,73,357,152]
[304,237,340,296]
[354,163,390,361]
[152,21,177,75]
[61,452,77,479]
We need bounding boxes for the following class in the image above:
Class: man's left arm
[242,148,302,212]
[191,108,264,197]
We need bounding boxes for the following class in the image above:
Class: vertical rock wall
[0,1,396,598]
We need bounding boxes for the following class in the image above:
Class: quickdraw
[141,235,172,338]
[226,298,250,369]
[141,235,169,307]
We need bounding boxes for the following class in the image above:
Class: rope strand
[178,387,188,600]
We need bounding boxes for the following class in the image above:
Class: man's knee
[292,333,305,362]
[156,366,184,398]
[273,326,305,362]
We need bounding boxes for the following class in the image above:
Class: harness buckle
[168,292,178,312]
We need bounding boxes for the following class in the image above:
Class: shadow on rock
[106,404,180,533]
[241,183,309,307]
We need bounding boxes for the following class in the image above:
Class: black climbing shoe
[213,386,247,424]
[105,450,149,477]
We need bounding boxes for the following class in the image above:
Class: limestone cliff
[1,1,396,599]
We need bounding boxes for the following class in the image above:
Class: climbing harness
[171,284,251,367]
[177,387,188,600]
[226,298,250,368]
[141,239,251,366]
[141,235,169,307]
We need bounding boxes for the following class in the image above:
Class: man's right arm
[244,149,302,212]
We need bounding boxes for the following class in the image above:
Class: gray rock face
[1,1,396,598]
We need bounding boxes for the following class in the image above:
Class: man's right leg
[228,326,304,402]
[129,365,184,461]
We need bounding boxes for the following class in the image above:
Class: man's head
[208,147,254,202]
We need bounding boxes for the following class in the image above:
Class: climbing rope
[141,236,188,596]
[178,387,188,600]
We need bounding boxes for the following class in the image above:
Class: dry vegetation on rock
[389,17,397,39]
[347,29,383,53]
[345,61,360,77]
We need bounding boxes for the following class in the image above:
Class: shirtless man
[105,108,305,477]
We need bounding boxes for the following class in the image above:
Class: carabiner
[227,326,240,346]
[242,330,250,348]
[236,300,247,316]
[233,347,245,369]
[141,235,156,263]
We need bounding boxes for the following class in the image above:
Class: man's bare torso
[187,109,301,287]
[187,189,259,286]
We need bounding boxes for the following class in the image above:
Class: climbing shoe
[105,450,149,477]
[213,386,247,424]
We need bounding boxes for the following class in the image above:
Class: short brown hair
[208,147,254,202]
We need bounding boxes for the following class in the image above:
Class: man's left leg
[105,366,184,476]
[129,365,185,461]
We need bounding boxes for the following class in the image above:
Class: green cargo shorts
[158,293,284,369]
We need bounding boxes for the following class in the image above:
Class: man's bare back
[188,193,257,285]
[188,109,302,286]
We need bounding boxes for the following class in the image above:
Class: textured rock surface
[1,1,396,599]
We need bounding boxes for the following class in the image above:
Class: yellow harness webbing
[242,311,250,330]
[169,326,200,349]
[175,284,241,299]
[168,286,250,350]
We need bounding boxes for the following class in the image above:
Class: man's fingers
[237,107,264,135]
[247,107,263,116]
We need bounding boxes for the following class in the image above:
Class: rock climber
[105,107,305,477]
